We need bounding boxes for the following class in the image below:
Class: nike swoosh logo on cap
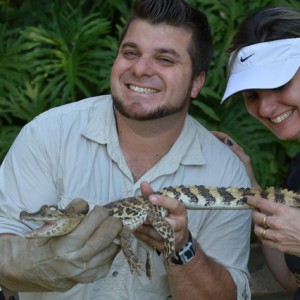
[240,53,254,62]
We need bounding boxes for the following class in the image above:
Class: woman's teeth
[271,109,294,124]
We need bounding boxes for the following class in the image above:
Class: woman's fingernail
[242,196,248,203]
[226,139,233,146]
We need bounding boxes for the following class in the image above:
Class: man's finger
[67,206,109,243]
[140,181,154,196]
[80,216,122,260]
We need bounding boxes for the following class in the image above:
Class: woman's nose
[257,91,278,118]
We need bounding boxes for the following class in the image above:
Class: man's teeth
[271,110,294,124]
[129,85,158,93]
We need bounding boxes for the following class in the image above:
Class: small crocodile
[20,185,300,278]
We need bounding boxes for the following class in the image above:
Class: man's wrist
[171,231,196,265]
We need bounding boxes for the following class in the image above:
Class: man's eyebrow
[120,42,138,50]
[120,42,181,58]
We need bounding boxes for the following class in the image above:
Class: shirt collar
[82,96,117,145]
[82,96,206,167]
[165,115,206,167]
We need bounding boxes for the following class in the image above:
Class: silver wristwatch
[171,231,196,265]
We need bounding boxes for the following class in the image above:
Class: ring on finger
[262,215,268,227]
[260,228,267,239]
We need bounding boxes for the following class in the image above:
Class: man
[0,0,251,299]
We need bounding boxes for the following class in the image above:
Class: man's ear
[190,71,206,98]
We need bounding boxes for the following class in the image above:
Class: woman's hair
[119,0,212,79]
[229,6,300,53]
[227,6,300,74]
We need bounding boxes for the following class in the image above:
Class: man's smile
[128,84,160,94]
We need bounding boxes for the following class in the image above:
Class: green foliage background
[1,0,300,187]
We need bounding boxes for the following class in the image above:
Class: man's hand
[135,181,189,252]
[0,200,123,292]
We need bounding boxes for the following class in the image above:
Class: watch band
[171,231,196,265]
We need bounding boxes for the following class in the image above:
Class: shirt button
[112,271,119,277]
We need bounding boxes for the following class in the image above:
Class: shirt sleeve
[186,133,252,299]
[0,120,59,236]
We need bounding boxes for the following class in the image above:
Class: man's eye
[124,51,138,58]
[157,57,174,65]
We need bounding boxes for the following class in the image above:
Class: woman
[215,6,300,299]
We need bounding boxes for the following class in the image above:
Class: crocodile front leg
[119,225,146,276]
[147,205,175,265]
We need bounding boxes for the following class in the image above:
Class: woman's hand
[246,195,300,256]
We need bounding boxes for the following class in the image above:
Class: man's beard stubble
[112,92,191,121]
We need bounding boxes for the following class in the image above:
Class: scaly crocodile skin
[19,185,300,278]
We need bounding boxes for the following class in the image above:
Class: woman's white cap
[221,38,300,102]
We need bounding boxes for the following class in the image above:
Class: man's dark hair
[119,0,212,79]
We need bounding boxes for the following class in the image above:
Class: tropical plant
[0,0,130,159]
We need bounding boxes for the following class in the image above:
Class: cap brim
[221,61,300,102]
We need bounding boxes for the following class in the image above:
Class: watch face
[172,232,196,265]
[179,241,195,264]
[183,249,194,261]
